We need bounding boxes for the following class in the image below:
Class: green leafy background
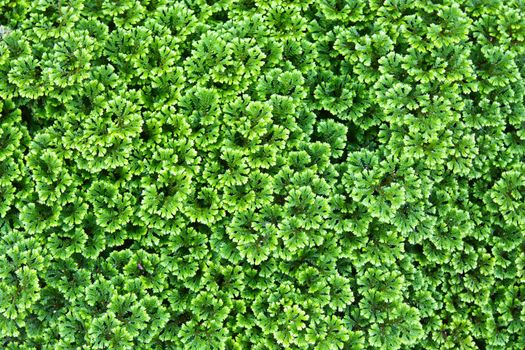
[1,0,524,349]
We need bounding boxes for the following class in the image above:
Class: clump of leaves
[1,0,524,349]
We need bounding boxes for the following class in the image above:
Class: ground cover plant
[0,0,524,349]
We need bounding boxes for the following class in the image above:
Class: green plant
[1,0,524,349]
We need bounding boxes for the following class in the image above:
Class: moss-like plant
[0,0,524,349]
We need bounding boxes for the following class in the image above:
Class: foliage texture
[1,0,525,349]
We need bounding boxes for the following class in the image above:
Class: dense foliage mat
[1,0,525,349]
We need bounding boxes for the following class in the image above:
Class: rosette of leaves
[484,163,525,228]
[139,168,192,227]
[87,179,133,238]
